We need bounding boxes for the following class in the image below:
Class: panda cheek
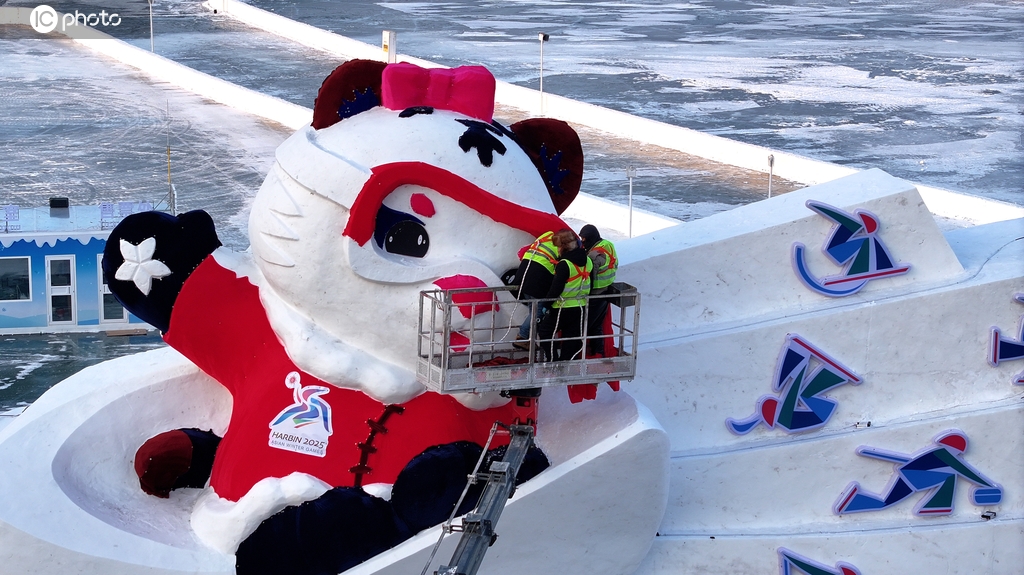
[410,192,436,218]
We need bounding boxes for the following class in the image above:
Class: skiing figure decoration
[777,548,861,575]
[793,200,910,297]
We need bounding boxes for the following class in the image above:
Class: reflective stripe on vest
[522,231,559,274]
[554,258,593,309]
[590,239,618,291]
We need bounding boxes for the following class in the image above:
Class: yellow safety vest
[522,231,559,274]
[589,239,618,291]
[553,258,593,309]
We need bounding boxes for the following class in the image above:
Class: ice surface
[235,0,1022,204]
[4,0,1020,223]
[0,332,165,412]
[0,30,290,250]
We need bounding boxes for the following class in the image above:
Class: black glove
[102,210,221,333]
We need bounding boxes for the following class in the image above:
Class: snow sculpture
[103,60,585,575]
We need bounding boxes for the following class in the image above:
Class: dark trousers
[537,305,585,362]
[587,298,609,334]
[586,297,610,355]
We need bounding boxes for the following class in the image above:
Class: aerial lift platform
[415,283,641,575]
[416,283,640,394]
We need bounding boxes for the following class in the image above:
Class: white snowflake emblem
[114,237,172,295]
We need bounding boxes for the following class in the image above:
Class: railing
[417,283,639,394]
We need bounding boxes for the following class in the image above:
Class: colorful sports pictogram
[778,548,861,575]
[988,293,1024,385]
[727,334,862,435]
[793,201,910,297]
[268,371,334,457]
[834,429,1002,516]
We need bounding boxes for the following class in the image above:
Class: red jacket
[165,256,515,502]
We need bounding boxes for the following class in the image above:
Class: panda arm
[102,210,222,333]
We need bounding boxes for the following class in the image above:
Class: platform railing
[416,283,639,394]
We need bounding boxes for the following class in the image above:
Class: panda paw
[134,428,221,498]
[102,210,221,332]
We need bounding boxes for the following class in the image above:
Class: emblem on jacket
[268,371,333,457]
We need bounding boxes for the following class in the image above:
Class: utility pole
[538,33,549,115]
[166,100,176,215]
[626,165,636,237]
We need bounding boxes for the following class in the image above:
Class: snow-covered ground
[0,27,287,250]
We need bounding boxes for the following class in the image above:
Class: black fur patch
[456,119,507,167]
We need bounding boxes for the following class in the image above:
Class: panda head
[248,60,584,391]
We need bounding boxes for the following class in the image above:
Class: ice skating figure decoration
[793,201,910,297]
[726,334,862,435]
[778,548,861,575]
[988,293,1024,385]
[833,430,1002,516]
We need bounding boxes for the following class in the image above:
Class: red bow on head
[381,63,496,123]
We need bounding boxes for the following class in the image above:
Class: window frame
[97,253,127,323]
[45,255,76,325]
[0,256,32,303]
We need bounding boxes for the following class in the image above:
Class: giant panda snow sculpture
[102,60,586,575]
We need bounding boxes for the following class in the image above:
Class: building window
[102,293,125,321]
[51,294,73,322]
[49,258,71,288]
[98,256,126,322]
[0,257,30,301]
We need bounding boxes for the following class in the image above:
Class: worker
[514,230,559,348]
[536,229,592,362]
[580,224,617,354]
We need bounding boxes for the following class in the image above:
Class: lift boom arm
[434,424,535,575]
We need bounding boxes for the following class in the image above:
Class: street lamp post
[767,154,775,198]
[626,165,636,238]
[148,0,154,52]
[538,33,549,115]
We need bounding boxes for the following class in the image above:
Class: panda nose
[433,275,498,319]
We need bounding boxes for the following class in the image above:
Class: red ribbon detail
[381,63,496,122]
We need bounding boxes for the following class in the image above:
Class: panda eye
[384,220,429,258]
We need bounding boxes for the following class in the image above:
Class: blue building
[0,200,155,335]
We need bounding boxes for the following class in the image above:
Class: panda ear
[509,118,583,215]
[312,59,388,130]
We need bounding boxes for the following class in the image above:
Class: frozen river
[223,0,1024,205]
[3,0,1023,219]
[0,0,1021,411]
